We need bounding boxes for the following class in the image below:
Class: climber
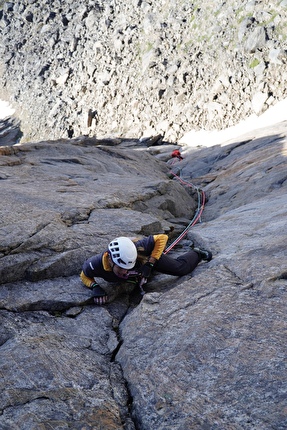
[80,234,212,305]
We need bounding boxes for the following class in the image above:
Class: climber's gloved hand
[90,283,108,305]
[139,262,154,279]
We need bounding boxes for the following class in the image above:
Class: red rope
[164,167,206,254]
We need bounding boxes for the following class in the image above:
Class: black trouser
[155,250,200,276]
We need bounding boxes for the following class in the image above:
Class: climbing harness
[164,150,206,254]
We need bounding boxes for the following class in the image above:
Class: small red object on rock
[171,149,183,160]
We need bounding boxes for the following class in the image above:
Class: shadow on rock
[0,116,23,146]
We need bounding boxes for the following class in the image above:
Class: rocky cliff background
[0,0,287,429]
[1,0,287,143]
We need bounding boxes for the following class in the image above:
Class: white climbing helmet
[108,237,137,269]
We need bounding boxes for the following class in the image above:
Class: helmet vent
[108,237,137,269]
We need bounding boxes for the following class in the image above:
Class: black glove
[90,283,108,305]
[140,262,154,279]
[90,282,100,290]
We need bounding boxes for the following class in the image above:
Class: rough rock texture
[1,0,287,142]
[118,122,287,429]
[0,116,22,146]
[0,120,286,428]
[0,137,195,285]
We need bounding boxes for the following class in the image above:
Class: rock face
[0,121,286,428]
[1,0,287,142]
[0,116,22,146]
[118,122,287,429]
[0,136,195,285]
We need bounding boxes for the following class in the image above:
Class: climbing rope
[164,151,206,254]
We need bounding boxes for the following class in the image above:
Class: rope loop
[165,161,206,254]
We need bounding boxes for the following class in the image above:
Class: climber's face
[112,264,129,279]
